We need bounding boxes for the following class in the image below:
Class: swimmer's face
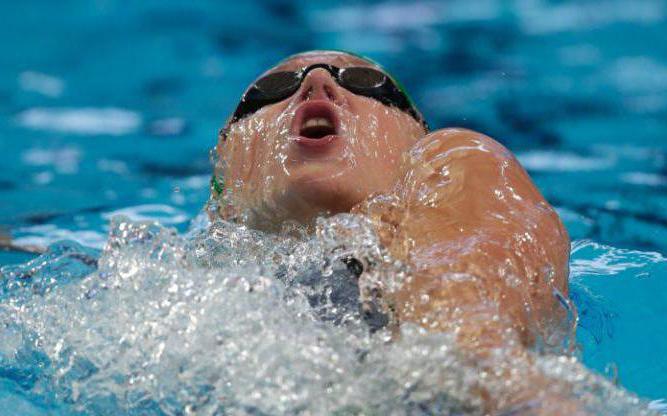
[216,51,425,229]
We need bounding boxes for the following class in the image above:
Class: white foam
[177,175,210,190]
[102,204,189,225]
[148,117,186,136]
[0,218,657,415]
[22,146,81,174]
[517,151,614,172]
[517,0,664,34]
[1,217,408,413]
[621,172,667,187]
[310,1,498,32]
[570,240,666,279]
[609,56,667,94]
[16,107,142,136]
[648,399,667,413]
[32,171,54,185]
[18,71,64,98]
[14,224,107,250]
[96,159,130,175]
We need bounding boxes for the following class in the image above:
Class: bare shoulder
[398,127,540,204]
[414,127,506,147]
[389,128,571,342]
[393,127,570,283]
[405,127,518,170]
[360,127,572,347]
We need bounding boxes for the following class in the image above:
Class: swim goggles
[228,63,428,130]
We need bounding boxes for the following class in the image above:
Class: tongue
[300,125,335,139]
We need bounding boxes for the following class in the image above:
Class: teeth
[302,117,333,129]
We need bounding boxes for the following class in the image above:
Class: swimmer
[212,51,580,414]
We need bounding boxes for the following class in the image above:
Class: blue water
[1,0,666,413]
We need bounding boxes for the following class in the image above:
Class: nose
[296,68,343,104]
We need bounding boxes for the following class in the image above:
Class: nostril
[301,86,313,101]
[324,85,336,101]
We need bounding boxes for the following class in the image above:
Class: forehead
[267,51,378,74]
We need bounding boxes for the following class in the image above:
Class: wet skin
[214,51,577,414]
[217,51,425,229]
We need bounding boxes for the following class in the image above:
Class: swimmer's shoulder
[398,127,530,195]
[406,127,517,167]
[396,127,568,254]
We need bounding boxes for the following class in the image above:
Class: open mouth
[292,100,340,145]
[300,117,336,139]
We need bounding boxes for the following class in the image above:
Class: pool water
[1,0,666,413]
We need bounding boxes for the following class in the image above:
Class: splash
[0,215,659,415]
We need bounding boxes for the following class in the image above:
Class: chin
[282,168,363,219]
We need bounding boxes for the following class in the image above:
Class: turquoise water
[1,0,666,413]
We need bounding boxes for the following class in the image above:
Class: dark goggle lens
[339,67,387,90]
[253,71,301,99]
[230,64,427,131]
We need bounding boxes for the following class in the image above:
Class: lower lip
[294,134,339,148]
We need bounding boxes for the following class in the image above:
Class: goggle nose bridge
[293,64,341,97]
[296,63,339,79]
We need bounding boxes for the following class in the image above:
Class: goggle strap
[211,174,224,194]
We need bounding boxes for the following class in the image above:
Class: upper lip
[290,100,340,138]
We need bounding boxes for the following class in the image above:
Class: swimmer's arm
[359,128,570,340]
[355,128,577,414]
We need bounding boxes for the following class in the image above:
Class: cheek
[349,99,417,167]
[345,102,424,194]
[221,107,292,194]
